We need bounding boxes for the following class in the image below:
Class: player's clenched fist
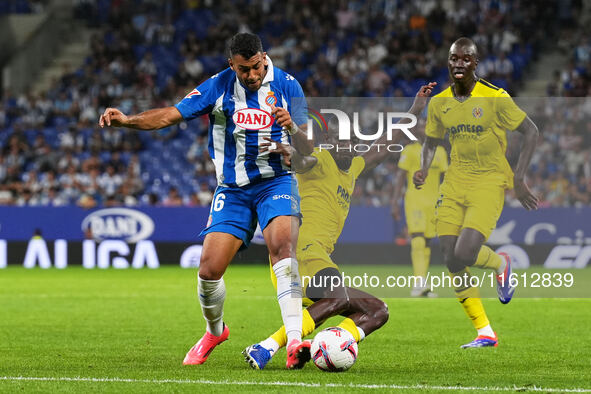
[99,108,128,128]
[413,169,427,189]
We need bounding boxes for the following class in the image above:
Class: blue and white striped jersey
[175,56,307,188]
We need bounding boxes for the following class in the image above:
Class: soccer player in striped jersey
[99,33,313,368]
[414,38,539,348]
[243,83,436,370]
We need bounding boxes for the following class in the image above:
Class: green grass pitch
[1,265,590,393]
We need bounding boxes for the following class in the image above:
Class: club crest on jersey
[472,107,483,118]
[184,88,201,98]
[232,108,274,130]
[265,91,277,107]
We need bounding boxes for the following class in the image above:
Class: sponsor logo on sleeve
[184,88,201,99]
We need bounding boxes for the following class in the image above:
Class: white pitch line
[1,376,590,392]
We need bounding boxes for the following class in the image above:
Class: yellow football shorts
[404,199,437,238]
[269,241,339,307]
[435,179,505,240]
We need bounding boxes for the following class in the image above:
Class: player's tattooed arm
[259,137,317,173]
[99,106,183,130]
[513,116,539,210]
[413,136,441,189]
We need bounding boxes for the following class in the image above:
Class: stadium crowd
[0,0,47,15]
[0,0,589,208]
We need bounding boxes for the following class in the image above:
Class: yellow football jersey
[425,79,526,188]
[398,142,448,205]
[296,148,365,254]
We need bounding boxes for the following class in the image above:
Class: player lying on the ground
[413,37,539,348]
[100,33,314,369]
[392,124,448,297]
[242,83,436,369]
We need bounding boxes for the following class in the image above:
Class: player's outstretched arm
[360,83,436,174]
[291,149,318,173]
[408,82,437,117]
[513,116,539,210]
[259,137,317,173]
[391,169,407,220]
[99,106,183,130]
[413,136,440,189]
[289,123,314,156]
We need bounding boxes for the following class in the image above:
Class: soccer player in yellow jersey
[414,38,539,348]
[392,126,448,297]
[243,83,437,369]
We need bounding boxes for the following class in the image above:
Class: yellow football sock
[472,245,502,272]
[451,268,490,330]
[269,326,287,348]
[424,245,431,267]
[337,317,362,342]
[270,309,316,347]
[410,236,428,278]
[302,308,316,337]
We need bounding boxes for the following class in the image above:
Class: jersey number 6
[213,193,226,212]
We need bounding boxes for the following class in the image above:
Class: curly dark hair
[229,33,263,58]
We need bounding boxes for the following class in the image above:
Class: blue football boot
[497,252,516,304]
[243,344,273,370]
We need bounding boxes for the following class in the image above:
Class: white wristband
[287,125,298,136]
